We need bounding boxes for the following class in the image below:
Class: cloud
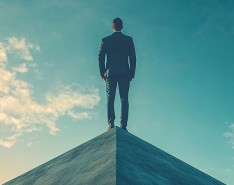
[13,63,28,73]
[68,111,91,121]
[224,123,234,149]
[7,37,40,61]
[27,142,33,147]
[0,133,21,148]
[0,36,100,148]
[0,45,7,63]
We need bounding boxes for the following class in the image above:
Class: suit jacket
[98,32,136,79]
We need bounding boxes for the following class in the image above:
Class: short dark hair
[113,17,123,31]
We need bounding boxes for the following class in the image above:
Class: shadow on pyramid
[4,127,225,185]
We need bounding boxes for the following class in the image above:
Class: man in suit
[98,17,136,131]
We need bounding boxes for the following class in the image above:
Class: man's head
[112,17,123,31]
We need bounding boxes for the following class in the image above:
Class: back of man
[98,17,136,131]
[101,32,135,77]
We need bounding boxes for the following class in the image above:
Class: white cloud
[68,111,91,121]
[224,131,233,138]
[0,47,7,63]
[224,123,234,149]
[0,133,21,148]
[0,68,14,94]
[0,36,100,148]
[27,142,33,147]
[7,37,38,61]
[13,63,28,73]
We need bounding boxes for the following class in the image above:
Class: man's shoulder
[102,33,133,41]
[121,33,133,39]
[102,34,113,41]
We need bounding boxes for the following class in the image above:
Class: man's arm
[129,37,136,79]
[98,39,106,79]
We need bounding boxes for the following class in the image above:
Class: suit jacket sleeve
[129,37,136,79]
[98,39,106,78]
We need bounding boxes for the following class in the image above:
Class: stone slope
[4,127,225,185]
[116,127,225,185]
[4,129,116,185]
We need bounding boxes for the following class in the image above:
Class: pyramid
[4,127,225,185]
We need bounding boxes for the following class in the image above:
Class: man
[98,17,136,131]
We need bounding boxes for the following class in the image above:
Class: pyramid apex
[4,126,225,185]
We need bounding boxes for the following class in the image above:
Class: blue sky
[0,0,234,184]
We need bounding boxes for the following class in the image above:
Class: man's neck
[114,30,121,33]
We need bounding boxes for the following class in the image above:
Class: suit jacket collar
[113,31,122,34]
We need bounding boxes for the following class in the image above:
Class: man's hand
[129,74,134,81]
[102,75,107,81]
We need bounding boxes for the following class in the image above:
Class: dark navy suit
[98,32,136,128]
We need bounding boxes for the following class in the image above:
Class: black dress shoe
[121,127,128,132]
[108,124,115,131]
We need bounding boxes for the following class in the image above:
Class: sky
[0,0,234,184]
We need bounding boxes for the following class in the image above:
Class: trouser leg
[106,76,117,125]
[118,74,130,128]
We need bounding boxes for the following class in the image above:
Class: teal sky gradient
[1,0,234,184]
